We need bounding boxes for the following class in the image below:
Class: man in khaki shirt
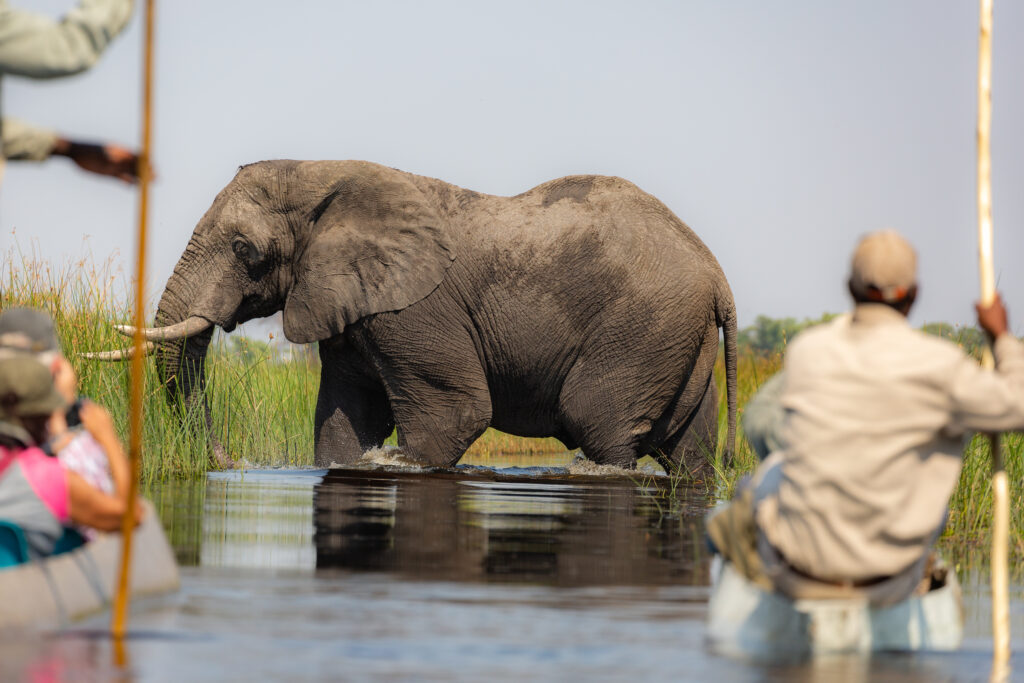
[708,230,1024,604]
[0,0,139,183]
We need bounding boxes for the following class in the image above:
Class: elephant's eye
[232,239,261,264]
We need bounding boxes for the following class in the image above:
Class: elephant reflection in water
[314,476,397,570]
[313,470,708,585]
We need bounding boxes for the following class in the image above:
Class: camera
[65,397,87,428]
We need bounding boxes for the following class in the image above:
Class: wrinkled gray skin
[155,160,737,472]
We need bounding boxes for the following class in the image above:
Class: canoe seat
[0,520,29,568]
[0,524,86,569]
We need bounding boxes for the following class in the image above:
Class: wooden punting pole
[111,0,155,640]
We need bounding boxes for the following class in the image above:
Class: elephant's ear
[283,173,454,343]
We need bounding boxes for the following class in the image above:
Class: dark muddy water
[3,455,1024,681]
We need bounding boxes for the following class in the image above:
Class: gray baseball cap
[849,230,917,303]
[0,356,66,418]
[0,307,60,356]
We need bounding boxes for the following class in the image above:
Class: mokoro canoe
[706,555,963,659]
[0,500,179,629]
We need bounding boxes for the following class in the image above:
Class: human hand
[79,400,115,437]
[52,138,144,183]
[46,411,72,453]
[976,293,1009,342]
[51,355,77,404]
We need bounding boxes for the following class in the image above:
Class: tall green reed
[2,246,320,480]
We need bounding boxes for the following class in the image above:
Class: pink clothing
[0,444,70,558]
[0,445,69,524]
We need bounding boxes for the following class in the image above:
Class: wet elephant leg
[315,339,394,467]
[388,375,492,467]
[354,314,493,468]
[655,378,719,479]
[558,368,645,469]
[559,322,720,470]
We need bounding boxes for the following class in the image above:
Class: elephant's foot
[392,397,492,468]
[314,444,372,469]
[210,437,235,469]
[313,415,395,468]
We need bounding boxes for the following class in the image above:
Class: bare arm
[66,469,140,532]
[78,400,129,499]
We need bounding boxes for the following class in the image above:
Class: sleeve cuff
[2,118,59,161]
[993,333,1024,370]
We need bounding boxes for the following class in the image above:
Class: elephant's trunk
[154,268,231,468]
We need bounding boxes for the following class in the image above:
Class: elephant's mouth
[82,312,232,467]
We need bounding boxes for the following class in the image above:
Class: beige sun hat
[848,230,918,303]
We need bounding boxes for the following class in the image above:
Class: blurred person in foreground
[0,356,141,559]
[0,0,139,184]
[708,230,1024,605]
[0,307,130,539]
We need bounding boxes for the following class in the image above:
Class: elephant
[96,160,737,472]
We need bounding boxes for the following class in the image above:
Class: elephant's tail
[716,289,738,466]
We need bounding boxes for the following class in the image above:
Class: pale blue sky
[2,1,1023,331]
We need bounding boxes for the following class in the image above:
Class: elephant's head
[93,160,454,464]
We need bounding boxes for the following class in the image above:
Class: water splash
[328,446,427,470]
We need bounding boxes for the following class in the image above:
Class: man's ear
[899,284,919,315]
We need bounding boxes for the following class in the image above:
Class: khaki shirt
[754,303,1024,581]
[0,0,133,175]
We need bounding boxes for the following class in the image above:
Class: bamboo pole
[977,0,1010,679]
[111,0,155,640]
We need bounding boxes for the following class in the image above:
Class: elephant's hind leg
[558,377,645,469]
[653,378,719,480]
[314,339,395,467]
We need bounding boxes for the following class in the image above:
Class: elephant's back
[455,174,724,353]
[507,175,720,275]
[420,170,730,331]
[415,171,719,272]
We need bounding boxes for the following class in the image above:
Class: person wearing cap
[0,307,130,535]
[0,356,141,559]
[707,229,1024,604]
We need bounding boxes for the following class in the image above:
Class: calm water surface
[4,454,1024,682]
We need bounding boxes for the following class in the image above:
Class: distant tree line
[738,314,986,358]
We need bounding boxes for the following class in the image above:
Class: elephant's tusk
[114,316,211,341]
[80,342,156,362]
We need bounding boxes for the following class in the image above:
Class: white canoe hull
[0,501,180,629]
[706,556,963,659]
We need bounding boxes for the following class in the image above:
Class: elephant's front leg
[358,317,492,468]
[314,339,394,467]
